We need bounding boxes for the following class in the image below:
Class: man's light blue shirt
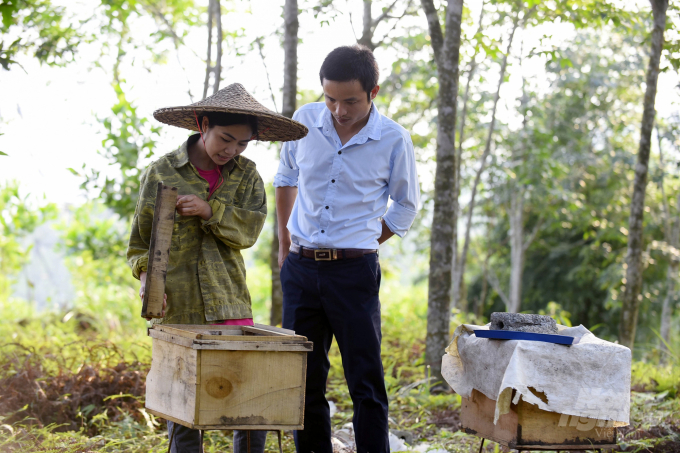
[273,102,420,250]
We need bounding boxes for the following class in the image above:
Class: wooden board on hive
[461,389,619,450]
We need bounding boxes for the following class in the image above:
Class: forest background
[0,0,679,451]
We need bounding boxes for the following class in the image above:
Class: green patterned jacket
[126,134,267,324]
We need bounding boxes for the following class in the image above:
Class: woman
[127,83,307,453]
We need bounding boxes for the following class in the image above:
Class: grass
[0,250,679,452]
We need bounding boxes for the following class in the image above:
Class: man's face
[322,79,379,130]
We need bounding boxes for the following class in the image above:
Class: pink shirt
[197,165,223,198]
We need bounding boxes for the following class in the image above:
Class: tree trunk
[660,258,677,358]
[359,0,374,49]
[455,11,520,310]
[202,0,214,100]
[451,3,485,309]
[358,0,403,50]
[422,0,464,387]
[270,0,299,326]
[475,226,493,320]
[213,0,222,93]
[508,189,524,313]
[619,0,668,349]
[657,129,678,359]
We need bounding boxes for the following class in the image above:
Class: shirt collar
[171,134,243,172]
[314,102,383,142]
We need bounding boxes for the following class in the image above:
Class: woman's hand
[177,195,212,220]
[140,271,167,321]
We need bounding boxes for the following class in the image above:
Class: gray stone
[489,312,558,334]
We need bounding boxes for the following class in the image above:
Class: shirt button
[321,230,325,233]
[331,179,335,183]
[338,151,342,155]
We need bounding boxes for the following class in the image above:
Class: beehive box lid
[149,324,312,352]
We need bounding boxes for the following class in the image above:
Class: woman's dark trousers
[166,423,267,453]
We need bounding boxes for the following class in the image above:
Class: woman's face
[201,118,253,166]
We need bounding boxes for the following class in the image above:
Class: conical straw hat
[153,83,308,142]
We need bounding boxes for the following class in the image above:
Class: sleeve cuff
[273,161,299,187]
[383,202,418,238]
[132,255,149,280]
[201,199,226,232]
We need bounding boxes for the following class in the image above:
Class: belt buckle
[314,249,332,261]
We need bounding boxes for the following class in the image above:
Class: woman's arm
[200,173,267,250]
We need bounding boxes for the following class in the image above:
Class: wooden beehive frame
[148,324,312,351]
[145,324,311,430]
[140,183,178,319]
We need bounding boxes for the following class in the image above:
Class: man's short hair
[319,45,379,101]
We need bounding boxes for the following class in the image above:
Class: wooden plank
[149,328,195,348]
[193,423,304,430]
[141,183,178,318]
[298,350,307,426]
[461,389,519,445]
[253,323,295,335]
[145,337,197,426]
[192,340,313,352]
[145,408,303,430]
[194,346,201,426]
[461,389,619,449]
[153,325,304,342]
[158,324,306,340]
[197,350,306,427]
[164,324,244,335]
[517,399,617,446]
[146,407,198,429]
[197,334,304,342]
[153,325,202,340]
[243,326,291,336]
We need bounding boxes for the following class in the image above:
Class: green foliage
[60,202,127,262]
[0,181,56,297]
[80,85,161,219]
[0,0,83,70]
[465,25,671,346]
[632,361,680,397]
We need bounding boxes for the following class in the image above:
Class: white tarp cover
[441,323,631,426]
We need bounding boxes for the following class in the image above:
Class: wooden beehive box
[461,389,619,450]
[145,324,312,430]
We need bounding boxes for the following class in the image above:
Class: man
[273,45,420,453]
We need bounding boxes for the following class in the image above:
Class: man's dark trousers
[281,251,389,453]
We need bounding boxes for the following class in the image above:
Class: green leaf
[0,151,7,156]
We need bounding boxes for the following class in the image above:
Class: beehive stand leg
[247,431,251,453]
[277,430,283,453]
[478,438,485,453]
[199,430,204,453]
[167,422,177,453]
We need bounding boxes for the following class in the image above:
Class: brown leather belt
[289,243,378,261]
